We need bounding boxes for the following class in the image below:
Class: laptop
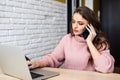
[0,45,59,80]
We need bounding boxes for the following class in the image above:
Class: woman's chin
[73,32,82,36]
[74,33,80,36]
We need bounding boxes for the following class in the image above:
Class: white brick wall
[0,0,67,61]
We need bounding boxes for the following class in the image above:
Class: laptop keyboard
[30,72,44,79]
[25,56,44,79]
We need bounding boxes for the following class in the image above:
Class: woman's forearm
[87,41,100,60]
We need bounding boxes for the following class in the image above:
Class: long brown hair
[70,6,109,50]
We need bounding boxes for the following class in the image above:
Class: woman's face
[72,13,88,36]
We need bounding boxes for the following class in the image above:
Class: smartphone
[82,28,89,39]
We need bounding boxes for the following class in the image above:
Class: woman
[28,6,114,73]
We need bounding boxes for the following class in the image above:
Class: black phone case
[82,29,89,39]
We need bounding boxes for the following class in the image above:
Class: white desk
[0,67,120,80]
[43,67,120,80]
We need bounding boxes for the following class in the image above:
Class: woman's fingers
[27,61,31,66]
[86,25,91,32]
[27,61,35,69]
[86,24,96,41]
[87,24,96,35]
[86,24,96,36]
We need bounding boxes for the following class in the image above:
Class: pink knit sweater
[40,34,114,73]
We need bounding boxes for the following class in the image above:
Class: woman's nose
[74,23,78,28]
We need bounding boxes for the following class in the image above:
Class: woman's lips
[73,29,78,33]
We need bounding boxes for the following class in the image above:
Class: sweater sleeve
[40,35,68,67]
[94,48,115,73]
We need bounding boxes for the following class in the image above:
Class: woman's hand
[86,24,96,42]
[27,61,43,69]
[85,24,100,60]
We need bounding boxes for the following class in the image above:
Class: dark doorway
[100,0,120,67]
[67,0,72,33]
[67,0,80,33]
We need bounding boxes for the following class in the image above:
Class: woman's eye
[78,22,84,25]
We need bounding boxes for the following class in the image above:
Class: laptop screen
[0,45,33,80]
[0,45,59,80]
